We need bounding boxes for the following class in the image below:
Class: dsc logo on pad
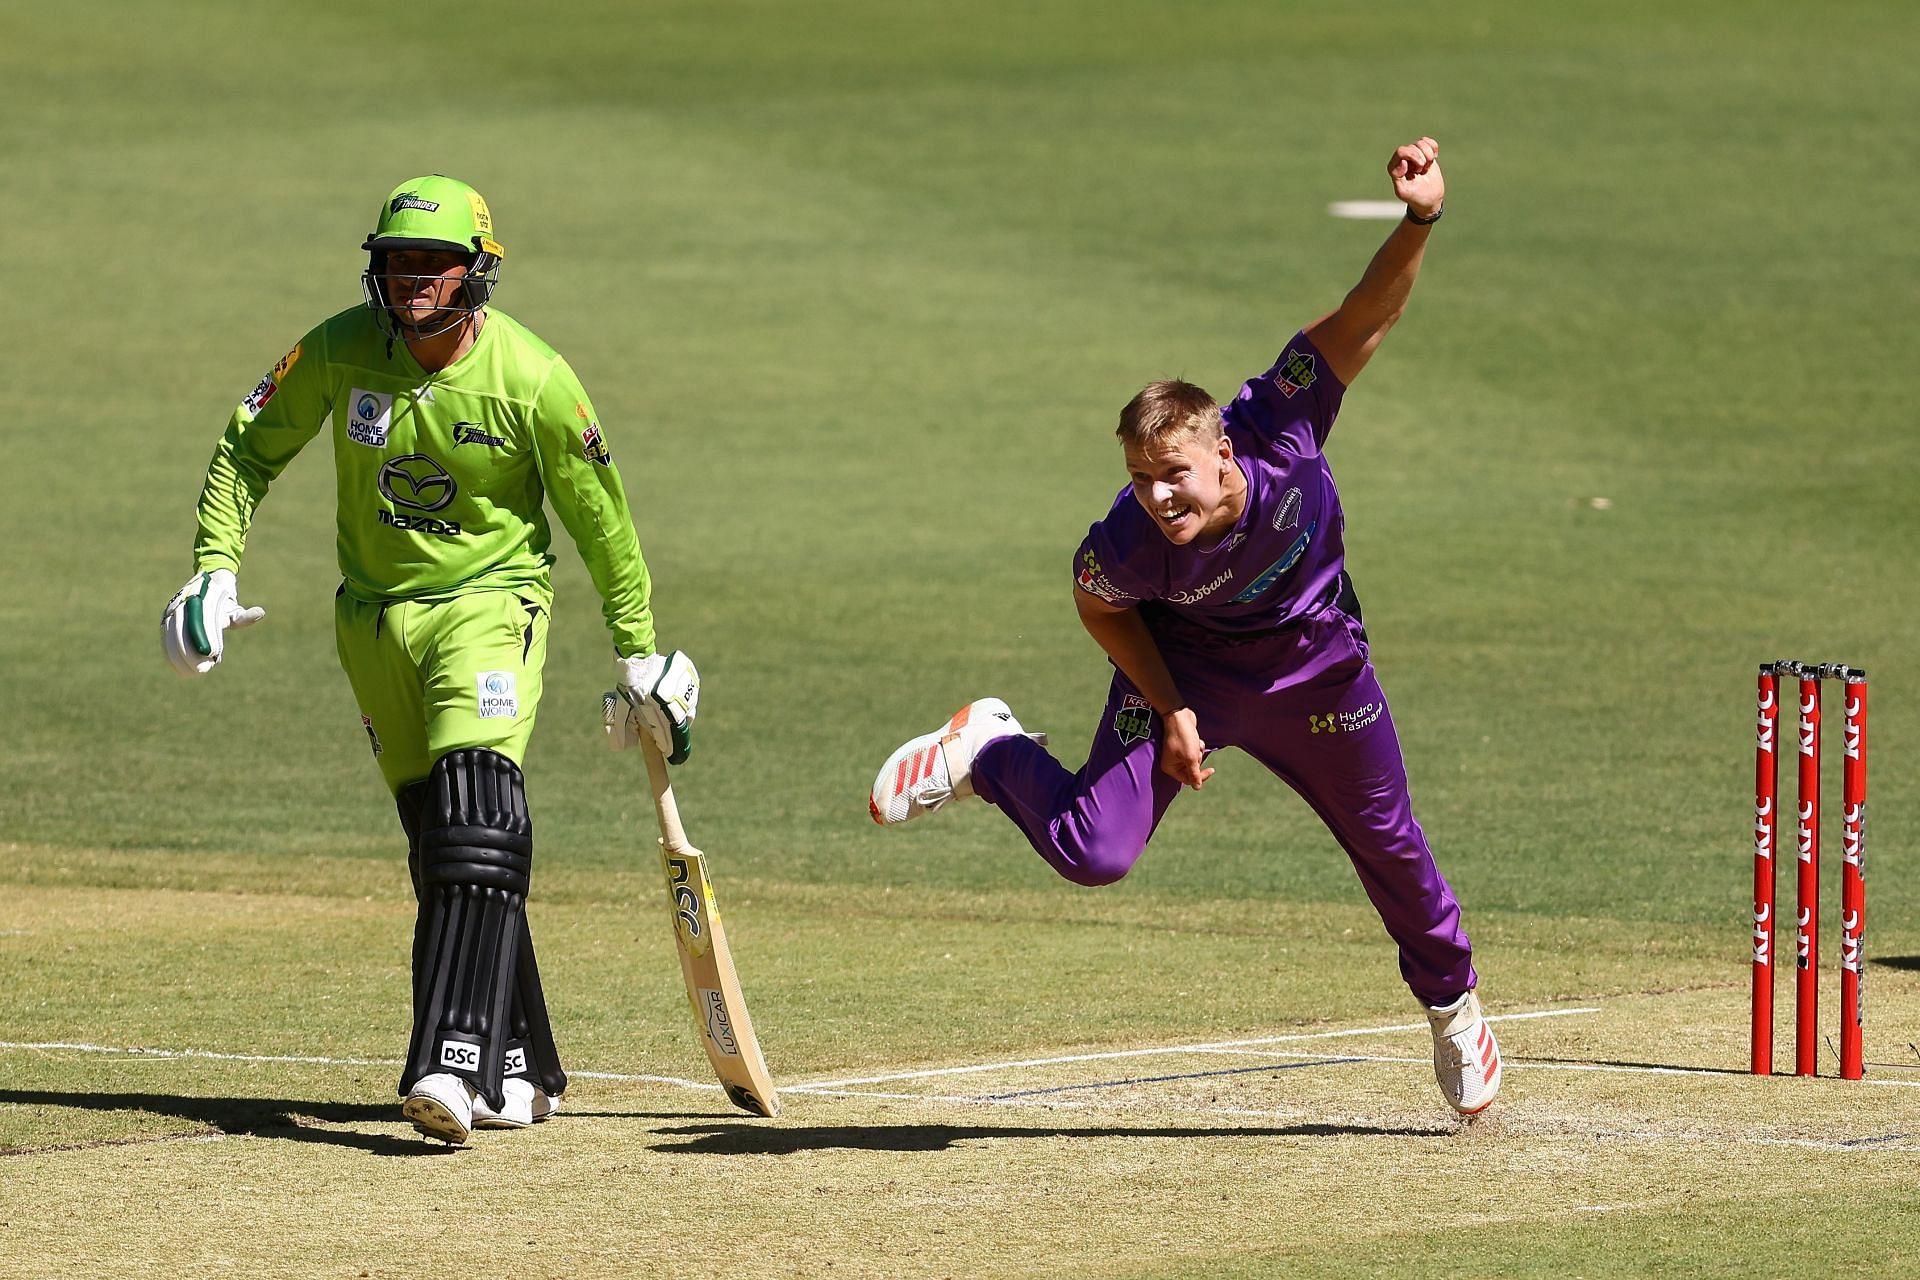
[439,1040,480,1071]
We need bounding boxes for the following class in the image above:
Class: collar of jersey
[1186,456,1253,556]
[390,308,493,384]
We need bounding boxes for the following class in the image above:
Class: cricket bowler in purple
[870,138,1501,1117]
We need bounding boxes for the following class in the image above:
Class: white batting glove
[161,569,266,677]
[606,650,700,763]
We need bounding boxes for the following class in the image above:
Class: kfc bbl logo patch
[1274,349,1316,399]
[581,423,611,465]
[1113,694,1154,746]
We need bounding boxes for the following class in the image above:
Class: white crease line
[0,1041,401,1067]
[786,1007,1602,1090]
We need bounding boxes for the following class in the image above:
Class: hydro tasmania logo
[1309,702,1385,734]
[1076,547,1135,605]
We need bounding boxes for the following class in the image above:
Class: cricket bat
[638,734,780,1117]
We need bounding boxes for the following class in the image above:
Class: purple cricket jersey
[1074,331,1347,633]
[972,327,1478,1004]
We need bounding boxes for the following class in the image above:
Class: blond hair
[1115,380,1222,451]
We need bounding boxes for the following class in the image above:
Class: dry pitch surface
[5,862,1920,1278]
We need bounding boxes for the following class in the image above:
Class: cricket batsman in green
[162,175,696,1145]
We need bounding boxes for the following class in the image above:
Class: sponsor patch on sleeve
[1273,348,1316,399]
[240,376,278,417]
[581,422,611,466]
[241,341,305,417]
[1075,547,1135,604]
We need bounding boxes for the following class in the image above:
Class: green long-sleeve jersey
[193,304,655,656]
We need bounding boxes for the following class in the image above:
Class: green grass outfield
[4,1,1918,1275]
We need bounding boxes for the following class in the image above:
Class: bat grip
[640,736,692,853]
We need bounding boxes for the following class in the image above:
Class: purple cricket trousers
[971,605,1476,1006]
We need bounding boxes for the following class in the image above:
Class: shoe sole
[402,1094,471,1145]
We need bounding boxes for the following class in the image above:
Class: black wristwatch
[1405,202,1444,225]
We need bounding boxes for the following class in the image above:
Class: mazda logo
[379,454,457,512]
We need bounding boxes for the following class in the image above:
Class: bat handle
[639,736,693,854]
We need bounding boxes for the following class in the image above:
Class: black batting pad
[399,749,534,1110]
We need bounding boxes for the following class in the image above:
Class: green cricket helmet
[360,175,506,339]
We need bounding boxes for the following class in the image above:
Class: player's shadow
[1871,955,1920,972]
[0,1089,442,1157]
[648,1119,1451,1155]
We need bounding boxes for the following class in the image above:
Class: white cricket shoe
[403,1072,476,1145]
[472,1078,564,1129]
[1426,990,1502,1116]
[869,697,1042,825]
